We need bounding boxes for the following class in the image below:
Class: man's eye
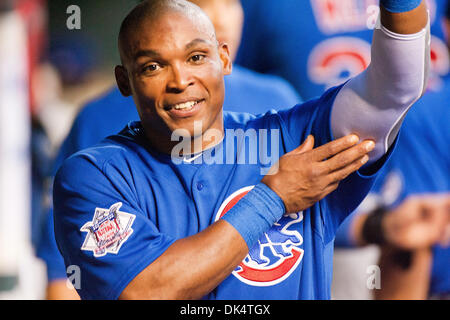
[190,54,206,63]
[142,63,160,73]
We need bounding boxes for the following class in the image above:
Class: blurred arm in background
[335,82,450,298]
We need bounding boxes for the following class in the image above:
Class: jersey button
[196,182,204,191]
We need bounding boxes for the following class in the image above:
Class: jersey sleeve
[35,127,86,282]
[53,151,176,300]
[35,111,114,283]
[276,84,396,244]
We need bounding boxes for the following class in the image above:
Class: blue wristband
[380,0,422,13]
[221,183,285,249]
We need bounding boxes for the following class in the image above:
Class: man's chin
[170,122,204,140]
[170,119,223,148]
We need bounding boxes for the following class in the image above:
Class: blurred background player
[332,1,450,300]
[0,0,54,299]
[237,0,449,300]
[237,0,450,99]
[35,0,302,299]
[334,78,450,299]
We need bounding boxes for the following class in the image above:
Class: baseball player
[36,0,301,299]
[54,0,430,299]
[335,76,450,299]
[237,0,449,100]
[334,2,450,299]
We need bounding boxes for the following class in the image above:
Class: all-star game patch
[81,202,136,257]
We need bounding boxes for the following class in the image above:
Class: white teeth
[173,100,198,110]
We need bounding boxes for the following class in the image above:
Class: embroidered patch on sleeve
[81,202,136,257]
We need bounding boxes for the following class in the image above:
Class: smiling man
[114,1,229,154]
[37,0,301,300]
[53,0,430,300]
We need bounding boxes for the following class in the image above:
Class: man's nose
[166,63,194,93]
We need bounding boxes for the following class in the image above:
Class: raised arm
[331,0,430,164]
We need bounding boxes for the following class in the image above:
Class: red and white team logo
[308,35,448,93]
[431,35,450,76]
[215,186,304,286]
[308,37,371,89]
[428,35,450,91]
[81,202,135,257]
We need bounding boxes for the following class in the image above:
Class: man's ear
[115,65,132,97]
[218,43,232,76]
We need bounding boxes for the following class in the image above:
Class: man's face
[117,10,232,143]
[189,0,244,61]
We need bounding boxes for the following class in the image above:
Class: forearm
[331,0,430,163]
[380,0,428,34]
[346,209,387,247]
[375,247,432,300]
[120,220,248,300]
[46,280,80,300]
[348,213,371,247]
[120,183,284,299]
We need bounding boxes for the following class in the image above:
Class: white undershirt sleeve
[331,13,430,164]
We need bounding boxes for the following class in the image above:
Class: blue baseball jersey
[335,79,450,296]
[36,65,301,281]
[53,84,392,300]
[237,0,449,100]
[224,65,302,112]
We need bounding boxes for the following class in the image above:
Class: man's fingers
[412,197,450,247]
[310,134,360,161]
[322,140,375,173]
[290,135,315,155]
[327,154,369,184]
[321,181,340,198]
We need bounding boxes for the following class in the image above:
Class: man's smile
[164,99,206,117]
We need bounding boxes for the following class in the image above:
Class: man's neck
[142,120,225,157]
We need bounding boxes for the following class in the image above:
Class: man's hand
[382,194,450,250]
[262,134,375,213]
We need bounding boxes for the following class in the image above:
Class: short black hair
[118,0,213,65]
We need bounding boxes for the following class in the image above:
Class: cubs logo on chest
[215,186,304,286]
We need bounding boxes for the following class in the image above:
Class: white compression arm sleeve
[331,15,430,164]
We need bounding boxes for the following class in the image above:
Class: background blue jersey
[225,65,302,113]
[36,65,302,282]
[335,78,450,296]
[53,85,390,300]
[236,0,449,100]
